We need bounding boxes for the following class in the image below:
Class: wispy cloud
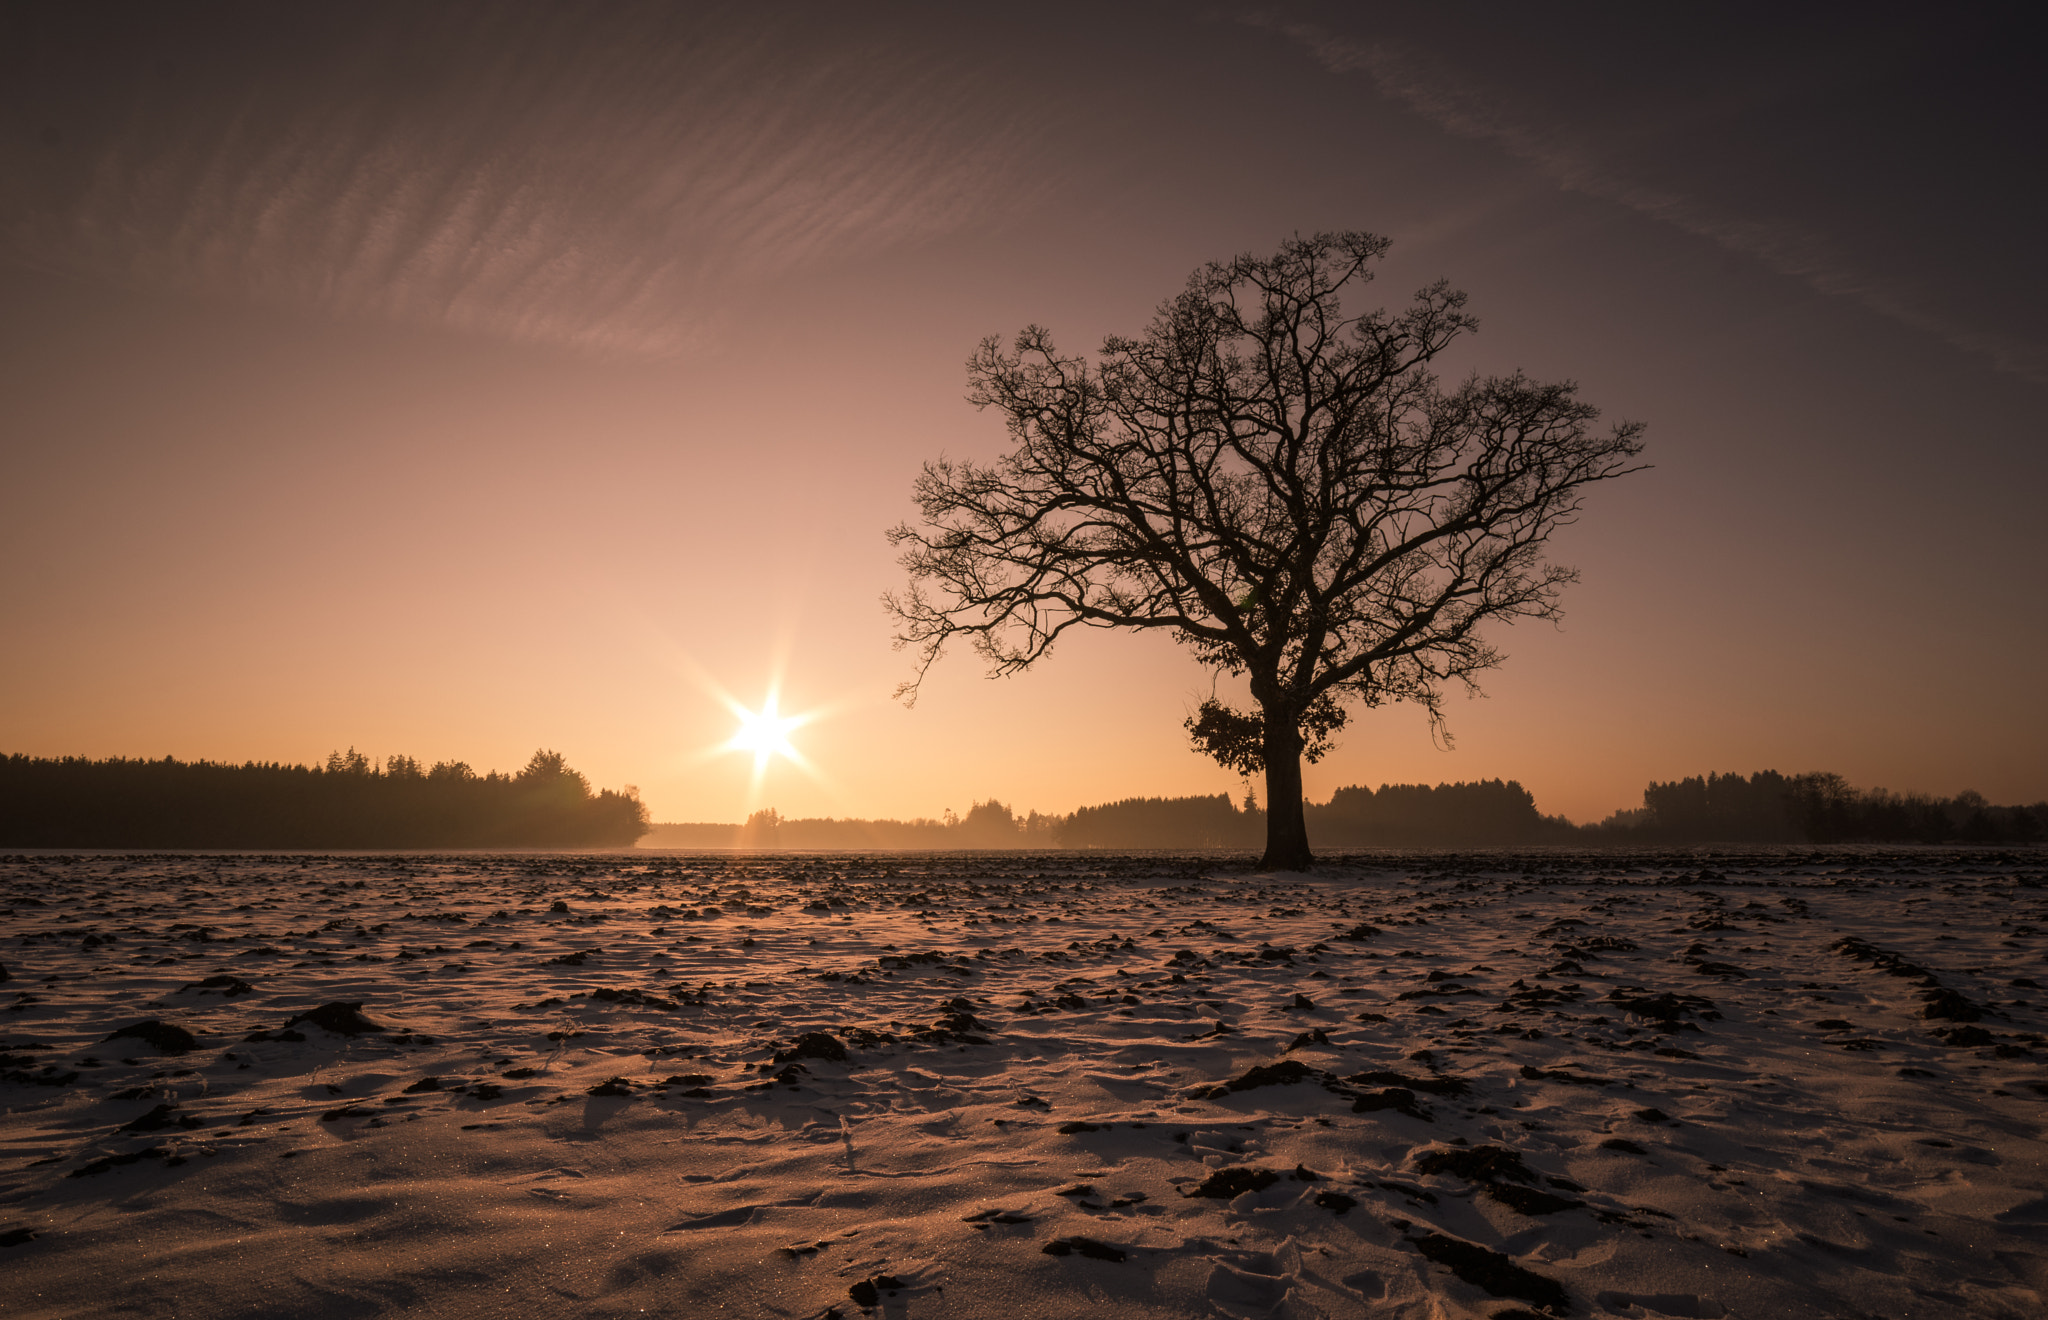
[1260,17,2048,384]
[2,9,1047,357]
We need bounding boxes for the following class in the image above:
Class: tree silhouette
[887,232,1644,870]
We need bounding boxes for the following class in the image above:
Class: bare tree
[886,232,1645,870]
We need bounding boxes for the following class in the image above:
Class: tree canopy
[887,231,1644,869]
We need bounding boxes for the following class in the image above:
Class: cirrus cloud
[1,6,1049,357]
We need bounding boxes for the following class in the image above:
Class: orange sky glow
[2,5,2043,826]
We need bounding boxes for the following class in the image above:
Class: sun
[666,651,836,803]
[724,693,809,780]
[730,697,800,760]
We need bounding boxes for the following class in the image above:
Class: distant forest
[1588,770,2044,846]
[645,778,1573,850]
[6,753,2038,851]
[0,750,648,849]
[645,771,2045,850]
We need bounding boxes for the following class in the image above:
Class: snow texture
[2,847,2045,1319]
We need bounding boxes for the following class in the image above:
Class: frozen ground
[2,847,2044,1320]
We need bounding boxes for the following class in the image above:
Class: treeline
[642,778,1562,850]
[1067,794,1257,848]
[643,770,2047,851]
[1592,770,2046,845]
[18,751,2028,851]
[648,801,1066,851]
[1311,780,1570,847]
[0,749,649,849]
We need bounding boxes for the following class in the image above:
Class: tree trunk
[1258,709,1314,871]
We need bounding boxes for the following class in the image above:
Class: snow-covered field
[2,848,2044,1320]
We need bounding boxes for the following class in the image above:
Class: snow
[2,847,2044,1319]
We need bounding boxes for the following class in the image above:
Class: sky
[2,1,2043,826]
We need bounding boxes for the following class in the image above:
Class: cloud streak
[2,8,1047,357]
[1265,18,2048,384]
